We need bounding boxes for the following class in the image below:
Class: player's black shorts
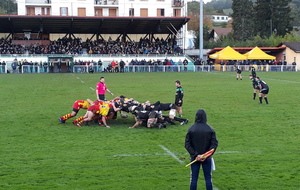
[72,108,79,113]
[141,120,147,127]
[160,103,176,111]
[175,99,183,107]
[261,89,269,94]
[98,94,105,101]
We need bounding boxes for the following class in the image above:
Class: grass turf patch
[0,72,300,190]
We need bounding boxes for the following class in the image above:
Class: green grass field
[1,72,299,190]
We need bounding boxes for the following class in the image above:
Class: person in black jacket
[185,109,218,190]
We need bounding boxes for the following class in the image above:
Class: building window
[173,9,181,17]
[95,8,103,16]
[129,8,134,16]
[41,7,50,15]
[140,8,148,16]
[26,7,35,15]
[60,7,68,16]
[157,8,164,16]
[109,8,117,16]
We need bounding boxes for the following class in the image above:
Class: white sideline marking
[73,74,95,91]
[264,77,300,84]
[159,145,184,164]
[113,153,173,157]
[211,72,300,84]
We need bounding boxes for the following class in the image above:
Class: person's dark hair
[175,80,180,85]
[100,77,104,80]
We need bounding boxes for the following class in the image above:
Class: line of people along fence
[0,64,298,74]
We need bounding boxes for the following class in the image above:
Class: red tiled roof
[213,27,232,36]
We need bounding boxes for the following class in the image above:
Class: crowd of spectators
[0,38,83,55]
[85,37,183,55]
[0,36,183,55]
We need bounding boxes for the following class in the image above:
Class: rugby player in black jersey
[175,80,184,117]
[248,75,260,100]
[255,77,269,104]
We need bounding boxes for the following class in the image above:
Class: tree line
[0,0,17,15]
[189,0,300,48]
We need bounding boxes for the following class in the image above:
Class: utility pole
[199,0,203,59]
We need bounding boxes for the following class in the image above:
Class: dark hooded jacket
[185,109,218,159]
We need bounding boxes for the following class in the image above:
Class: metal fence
[0,65,298,74]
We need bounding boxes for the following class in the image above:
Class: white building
[16,0,190,48]
[17,0,187,17]
[209,14,231,23]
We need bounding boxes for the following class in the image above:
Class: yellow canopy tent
[243,46,276,60]
[209,46,247,60]
[209,48,226,59]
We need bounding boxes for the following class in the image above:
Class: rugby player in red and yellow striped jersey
[58,99,94,123]
[73,103,111,128]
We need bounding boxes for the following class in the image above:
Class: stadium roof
[0,15,190,35]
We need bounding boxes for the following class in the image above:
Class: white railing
[25,0,50,4]
[70,65,297,73]
[94,0,118,5]
[1,65,298,74]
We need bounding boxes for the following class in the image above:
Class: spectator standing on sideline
[96,77,114,101]
[98,59,103,72]
[292,61,296,71]
[183,58,188,72]
[11,59,18,73]
[57,61,62,72]
[1,61,6,73]
[43,61,48,73]
[18,60,22,73]
[119,59,125,73]
[175,80,184,117]
[185,109,218,190]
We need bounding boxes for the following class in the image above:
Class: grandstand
[0,14,194,73]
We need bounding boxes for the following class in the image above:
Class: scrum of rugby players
[59,95,188,129]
